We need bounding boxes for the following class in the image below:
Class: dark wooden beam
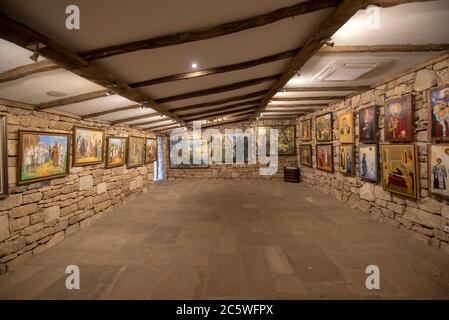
[183,106,257,121]
[263,109,315,113]
[111,112,160,125]
[169,90,267,112]
[280,86,369,92]
[82,104,141,119]
[130,48,298,88]
[181,104,258,120]
[131,118,173,128]
[79,1,339,61]
[174,99,261,116]
[319,43,449,54]
[148,123,181,131]
[253,0,372,118]
[156,75,278,104]
[196,110,257,122]
[0,11,186,126]
[267,103,326,108]
[0,60,59,83]
[271,96,342,102]
[199,116,251,128]
[369,0,437,8]
[37,90,110,110]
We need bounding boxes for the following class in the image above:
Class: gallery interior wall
[297,53,449,254]
[164,119,297,180]
[0,104,156,274]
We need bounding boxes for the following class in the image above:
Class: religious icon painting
[299,144,312,167]
[359,144,378,182]
[384,95,413,142]
[428,84,449,141]
[337,111,354,143]
[73,127,104,166]
[315,113,332,142]
[300,119,311,141]
[359,106,377,143]
[428,144,449,199]
[316,144,333,172]
[339,144,354,175]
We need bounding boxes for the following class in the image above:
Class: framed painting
[359,144,379,182]
[145,137,157,164]
[339,144,354,175]
[359,105,377,143]
[105,137,126,168]
[127,136,145,168]
[256,126,295,156]
[428,144,449,199]
[0,116,8,198]
[380,144,418,199]
[428,84,449,141]
[299,144,312,167]
[300,119,311,141]
[337,111,354,143]
[189,139,209,168]
[18,130,69,185]
[169,138,208,168]
[73,127,104,166]
[316,144,333,172]
[384,95,413,142]
[315,113,333,142]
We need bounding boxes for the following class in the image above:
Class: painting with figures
[429,84,449,141]
[18,130,69,184]
[299,145,312,167]
[359,106,377,143]
[316,144,333,172]
[380,144,418,199]
[0,116,8,197]
[384,95,413,142]
[256,126,295,155]
[337,111,354,143]
[146,138,157,164]
[315,113,332,142]
[428,144,449,198]
[359,144,378,182]
[127,136,145,168]
[300,119,311,141]
[339,144,354,175]
[106,137,126,168]
[73,127,104,166]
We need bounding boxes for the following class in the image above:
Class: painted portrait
[146,138,157,164]
[315,113,332,142]
[106,137,126,168]
[380,144,418,199]
[73,127,104,166]
[428,84,449,141]
[337,111,354,143]
[299,144,312,167]
[316,144,333,172]
[300,119,311,141]
[18,130,69,184]
[127,136,145,168]
[384,95,413,142]
[339,144,354,175]
[428,144,449,198]
[0,116,8,197]
[359,144,378,182]
[359,106,377,143]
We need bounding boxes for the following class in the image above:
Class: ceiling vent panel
[314,60,391,81]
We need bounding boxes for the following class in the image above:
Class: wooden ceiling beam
[199,116,251,128]
[195,110,257,122]
[267,103,326,108]
[82,104,141,119]
[148,123,182,131]
[183,106,257,121]
[155,74,279,104]
[37,89,110,110]
[174,98,261,116]
[182,105,258,120]
[280,86,369,92]
[0,60,59,83]
[319,43,449,54]
[263,109,315,113]
[253,0,372,118]
[369,0,439,8]
[111,112,160,125]
[79,1,339,61]
[130,48,298,88]
[271,96,342,102]
[131,118,173,128]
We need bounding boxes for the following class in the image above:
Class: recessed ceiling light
[46,91,68,97]
[191,62,198,69]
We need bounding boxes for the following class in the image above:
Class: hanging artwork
[127,136,145,168]
[169,137,208,168]
[315,113,332,142]
[105,137,126,168]
[359,106,377,143]
[359,144,378,182]
[428,84,449,141]
[256,126,295,155]
[384,95,413,142]
[145,137,157,164]
[380,144,418,199]
[316,144,333,172]
[0,116,8,198]
[300,119,311,141]
[299,144,312,167]
[337,111,354,143]
[339,144,354,175]
[428,144,449,199]
[73,127,104,166]
[18,130,69,184]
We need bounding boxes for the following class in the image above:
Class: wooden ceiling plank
[130,118,173,127]
[82,104,141,119]
[111,112,161,125]
[180,104,258,119]
[174,98,261,116]
[37,89,110,110]
[0,60,59,83]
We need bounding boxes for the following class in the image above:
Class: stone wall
[165,119,298,180]
[296,53,449,254]
[0,104,156,274]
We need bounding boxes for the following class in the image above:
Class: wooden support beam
[267,103,326,108]
[181,104,258,120]
[156,75,279,104]
[197,110,257,122]
[263,109,315,113]
[319,43,449,54]
[253,0,372,118]
[111,112,160,125]
[199,116,251,128]
[170,90,267,112]
[280,86,369,92]
[130,48,298,88]
[149,123,182,131]
[79,1,338,61]
[174,99,261,116]
[271,96,342,102]
[369,0,438,8]
[131,118,173,128]
[82,104,141,119]
[0,60,59,83]
[183,107,257,122]
[37,90,110,110]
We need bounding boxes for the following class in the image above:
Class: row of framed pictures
[299,143,449,200]
[16,127,157,185]
[300,84,449,143]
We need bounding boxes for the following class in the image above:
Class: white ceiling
[0,38,45,73]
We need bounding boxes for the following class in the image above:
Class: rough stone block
[97,182,107,194]
[403,206,443,229]
[414,69,437,92]
[9,216,30,232]
[359,183,375,202]
[10,203,38,218]
[44,206,60,222]
[79,175,94,191]
[0,214,9,241]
